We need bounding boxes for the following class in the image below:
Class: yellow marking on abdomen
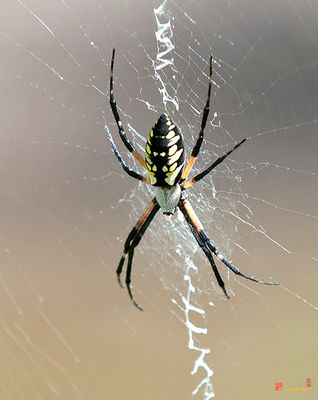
[167,148,183,165]
[168,145,178,156]
[145,154,153,165]
[164,164,183,186]
[166,130,175,139]
[169,162,177,172]
[167,135,180,146]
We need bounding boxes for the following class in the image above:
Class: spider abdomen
[145,114,185,187]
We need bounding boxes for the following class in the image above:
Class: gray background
[0,0,317,399]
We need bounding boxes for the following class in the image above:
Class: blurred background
[0,0,317,398]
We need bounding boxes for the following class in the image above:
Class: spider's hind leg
[178,196,229,297]
[178,196,278,297]
[116,198,160,310]
[202,231,278,286]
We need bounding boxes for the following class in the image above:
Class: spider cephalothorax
[107,48,277,310]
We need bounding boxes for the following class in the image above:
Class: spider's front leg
[116,198,160,311]
[109,49,146,169]
[180,54,213,183]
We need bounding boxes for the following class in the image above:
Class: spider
[106,48,277,310]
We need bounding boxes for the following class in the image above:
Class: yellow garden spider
[106,49,277,310]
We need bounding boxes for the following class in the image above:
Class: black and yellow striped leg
[116,199,160,310]
[182,138,247,190]
[178,197,277,297]
[110,48,146,169]
[105,125,150,184]
[180,55,213,183]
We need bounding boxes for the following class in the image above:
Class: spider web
[0,0,318,399]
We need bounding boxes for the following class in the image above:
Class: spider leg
[203,236,277,285]
[180,55,213,183]
[105,125,150,184]
[116,198,160,310]
[178,196,229,297]
[109,48,146,169]
[182,138,246,190]
[178,196,277,297]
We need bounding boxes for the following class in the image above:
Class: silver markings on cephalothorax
[154,184,181,215]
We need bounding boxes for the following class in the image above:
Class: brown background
[0,0,317,399]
